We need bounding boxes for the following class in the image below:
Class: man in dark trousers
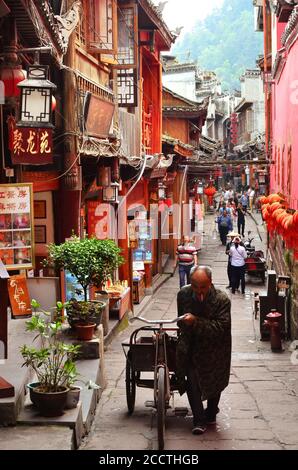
[176,266,232,435]
[237,203,246,237]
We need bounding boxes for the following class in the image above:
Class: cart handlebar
[129,314,187,326]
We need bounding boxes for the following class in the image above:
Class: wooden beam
[179,160,270,167]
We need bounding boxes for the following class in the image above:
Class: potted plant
[64,361,100,410]
[21,300,81,417]
[44,236,124,335]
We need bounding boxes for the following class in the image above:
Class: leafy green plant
[44,236,124,301]
[66,298,105,326]
[20,300,81,393]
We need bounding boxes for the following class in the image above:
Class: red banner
[10,122,53,165]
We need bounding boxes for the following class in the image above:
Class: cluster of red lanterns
[260,193,298,260]
[204,185,217,206]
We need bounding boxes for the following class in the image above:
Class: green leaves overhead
[173,0,263,91]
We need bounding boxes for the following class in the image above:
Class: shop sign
[85,94,115,138]
[9,118,53,165]
[150,168,167,179]
[0,183,34,270]
[7,275,32,317]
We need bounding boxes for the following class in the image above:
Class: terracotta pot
[75,322,96,341]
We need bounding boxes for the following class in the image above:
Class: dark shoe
[232,290,235,294]
[204,407,219,425]
[192,424,207,435]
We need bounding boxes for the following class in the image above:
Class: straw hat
[228,231,240,238]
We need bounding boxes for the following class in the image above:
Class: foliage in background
[45,236,124,301]
[173,0,263,91]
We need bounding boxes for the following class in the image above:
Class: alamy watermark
[93,199,205,241]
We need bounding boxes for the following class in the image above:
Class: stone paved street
[81,213,298,451]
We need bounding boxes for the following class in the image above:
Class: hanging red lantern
[51,95,57,112]
[0,66,26,98]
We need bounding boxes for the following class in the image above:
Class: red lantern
[0,66,26,98]
[51,95,57,112]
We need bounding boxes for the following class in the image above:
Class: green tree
[173,0,263,91]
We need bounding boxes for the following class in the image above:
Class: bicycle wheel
[157,367,166,451]
[126,353,136,414]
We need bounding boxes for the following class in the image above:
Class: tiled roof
[138,0,176,47]
[281,4,298,46]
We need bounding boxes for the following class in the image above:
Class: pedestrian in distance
[240,192,248,212]
[176,236,198,289]
[175,266,232,435]
[225,231,241,289]
[237,203,246,237]
[217,209,233,245]
[249,188,255,212]
[229,236,247,295]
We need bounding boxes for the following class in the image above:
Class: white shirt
[249,190,255,199]
[229,245,247,267]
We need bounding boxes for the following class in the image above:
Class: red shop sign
[10,124,53,165]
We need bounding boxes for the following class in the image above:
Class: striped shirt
[176,243,198,266]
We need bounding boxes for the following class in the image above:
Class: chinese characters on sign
[10,124,53,165]
[7,275,32,317]
[0,184,33,270]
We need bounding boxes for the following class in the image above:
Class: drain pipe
[178,165,188,241]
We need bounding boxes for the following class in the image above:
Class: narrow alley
[81,213,298,451]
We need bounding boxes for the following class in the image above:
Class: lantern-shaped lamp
[102,182,120,204]
[17,65,57,128]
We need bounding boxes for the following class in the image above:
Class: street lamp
[17,64,56,128]
[102,182,120,204]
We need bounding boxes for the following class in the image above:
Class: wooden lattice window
[117,4,138,67]
[117,69,138,107]
[76,0,87,46]
[101,3,138,68]
[87,0,117,53]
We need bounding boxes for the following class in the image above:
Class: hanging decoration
[259,193,298,261]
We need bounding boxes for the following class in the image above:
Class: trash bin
[94,291,109,336]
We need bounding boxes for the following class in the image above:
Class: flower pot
[27,382,40,406]
[67,301,105,329]
[30,386,69,417]
[65,386,81,409]
[75,322,96,341]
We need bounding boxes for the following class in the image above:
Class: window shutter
[88,0,117,54]
[101,3,138,69]
[117,69,138,107]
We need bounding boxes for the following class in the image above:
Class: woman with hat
[229,236,247,294]
[225,231,240,289]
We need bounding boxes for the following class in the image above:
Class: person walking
[240,192,248,212]
[176,266,232,434]
[229,236,247,295]
[225,231,240,289]
[249,188,255,212]
[217,209,233,245]
[176,236,198,288]
[237,203,246,237]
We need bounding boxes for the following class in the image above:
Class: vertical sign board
[0,184,34,270]
[0,260,9,360]
[7,275,32,318]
